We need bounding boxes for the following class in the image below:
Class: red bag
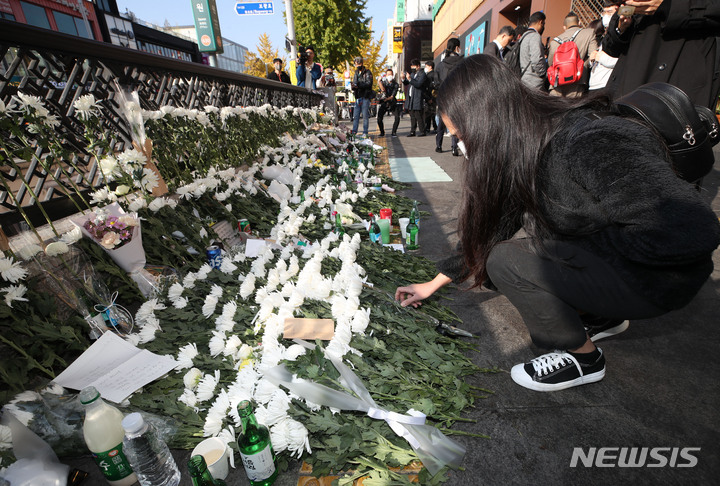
[547,29,584,87]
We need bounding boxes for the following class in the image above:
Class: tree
[245,33,284,78]
[341,21,387,90]
[289,0,371,69]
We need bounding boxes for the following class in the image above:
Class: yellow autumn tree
[338,21,387,90]
[244,33,285,78]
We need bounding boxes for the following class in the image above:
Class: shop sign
[191,0,224,54]
[392,25,403,54]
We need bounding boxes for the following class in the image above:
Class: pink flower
[100,231,121,249]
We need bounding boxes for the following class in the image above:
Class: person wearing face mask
[435,38,463,155]
[296,46,322,89]
[351,56,374,137]
[403,59,428,137]
[395,54,720,393]
[267,58,291,83]
[376,69,400,137]
[588,2,621,91]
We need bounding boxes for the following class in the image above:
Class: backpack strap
[569,28,582,42]
[518,31,534,77]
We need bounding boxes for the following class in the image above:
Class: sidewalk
[355,115,720,485]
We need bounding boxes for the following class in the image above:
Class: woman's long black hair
[437,54,610,288]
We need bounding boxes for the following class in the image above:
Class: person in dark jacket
[403,58,427,137]
[376,68,400,137]
[395,55,720,392]
[485,25,515,60]
[424,61,440,133]
[435,38,463,154]
[351,56,374,137]
[267,58,291,83]
[603,0,720,108]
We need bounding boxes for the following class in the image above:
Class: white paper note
[53,332,177,403]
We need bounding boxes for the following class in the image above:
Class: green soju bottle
[333,211,344,236]
[188,455,226,486]
[406,211,419,250]
[237,401,278,486]
[300,190,305,202]
[412,200,420,228]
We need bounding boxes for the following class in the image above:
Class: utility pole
[284,0,297,61]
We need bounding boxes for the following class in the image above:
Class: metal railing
[0,20,322,232]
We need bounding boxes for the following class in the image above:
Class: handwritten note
[283,318,335,340]
[53,332,177,403]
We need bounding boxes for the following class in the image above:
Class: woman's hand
[394,273,453,308]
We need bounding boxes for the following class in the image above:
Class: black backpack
[504,31,531,76]
[589,83,719,183]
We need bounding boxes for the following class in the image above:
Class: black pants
[485,239,665,350]
[377,102,400,135]
[436,116,457,151]
[409,108,424,135]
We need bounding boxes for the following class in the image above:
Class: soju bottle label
[240,446,276,482]
[91,443,134,481]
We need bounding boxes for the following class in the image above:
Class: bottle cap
[79,386,100,405]
[121,412,146,434]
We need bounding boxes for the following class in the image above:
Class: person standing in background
[603,0,720,109]
[519,11,548,91]
[296,46,321,89]
[589,1,621,92]
[403,58,428,137]
[486,26,515,60]
[424,61,440,134]
[547,12,598,97]
[376,69,400,137]
[267,58,291,83]
[436,38,463,154]
[351,56,374,137]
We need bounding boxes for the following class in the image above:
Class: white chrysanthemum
[117,148,147,171]
[284,418,311,457]
[239,273,256,300]
[203,389,231,436]
[284,344,307,361]
[0,257,27,283]
[223,335,242,357]
[178,389,198,409]
[135,168,160,192]
[196,370,221,402]
[237,343,253,361]
[219,258,237,274]
[136,298,165,326]
[3,284,28,308]
[16,244,42,261]
[183,367,203,390]
[138,324,159,343]
[168,282,184,300]
[254,378,280,405]
[127,197,147,212]
[208,330,227,357]
[175,343,199,370]
[44,241,69,257]
[351,308,371,333]
[183,272,197,289]
[124,333,141,346]
[172,296,188,309]
[202,292,220,318]
[59,226,82,245]
[215,301,237,332]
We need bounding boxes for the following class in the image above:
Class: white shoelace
[530,352,579,377]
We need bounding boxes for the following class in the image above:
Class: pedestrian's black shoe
[430,129,438,134]
[452,148,459,156]
[581,315,630,342]
[511,349,605,392]
[379,131,385,136]
[391,133,398,137]
[435,147,442,153]
[407,133,416,137]
[418,132,426,137]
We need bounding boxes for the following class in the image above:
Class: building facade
[163,26,248,74]
[1,0,103,40]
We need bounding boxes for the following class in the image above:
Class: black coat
[403,69,427,110]
[603,0,720,108]
[438,109,720,311]
[267,71,291,83]
[436,52,464,85]
[484,41,503,59]
[352,67,374,99]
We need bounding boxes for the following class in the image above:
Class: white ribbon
[263,339,466,475]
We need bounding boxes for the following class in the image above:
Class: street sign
[235,2,274,15]
[191,0,223,54]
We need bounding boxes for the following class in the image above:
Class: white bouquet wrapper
[72,203,156,297]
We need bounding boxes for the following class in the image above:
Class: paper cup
[191,437,230,480]
[376,218,391,244]
[399,218,410,239]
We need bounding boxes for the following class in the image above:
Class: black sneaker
[511,349,605,392]
[581,315,629,342]
[435,147,442,153]
[391,133,398,138]
[407,133,416,137]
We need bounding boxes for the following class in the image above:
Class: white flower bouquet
[72,202,156,297]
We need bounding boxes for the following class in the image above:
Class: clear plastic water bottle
[121,412,181,486]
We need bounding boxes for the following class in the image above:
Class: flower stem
[0,332,55,379]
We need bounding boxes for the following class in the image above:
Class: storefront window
[54,11,77,35]
[20,1,50,29]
